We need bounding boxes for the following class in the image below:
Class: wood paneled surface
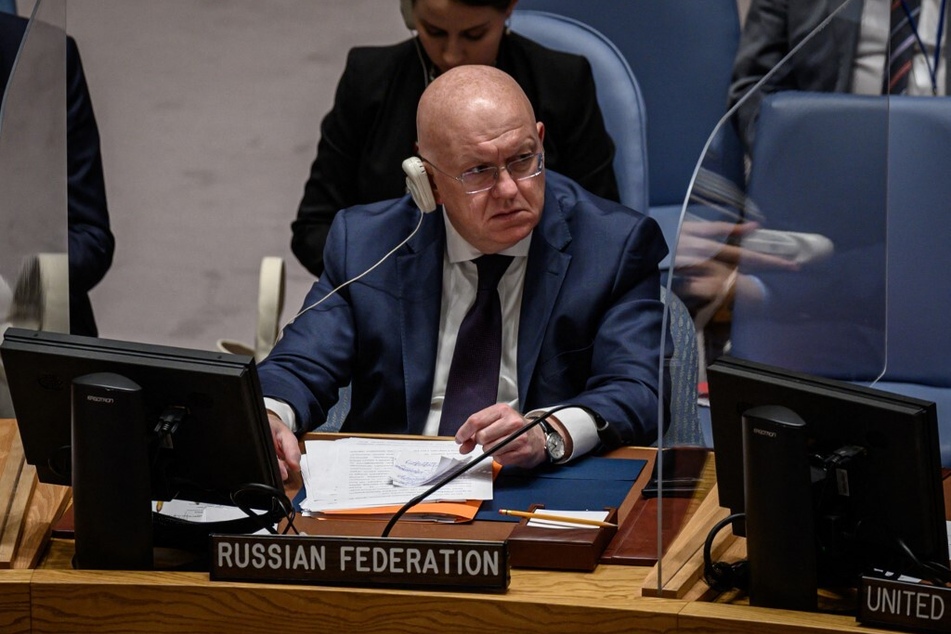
[0,420,919,633]
[0,569,31,634]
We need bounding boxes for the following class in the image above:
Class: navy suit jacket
[259,171,669,450]
[0,13,114,336]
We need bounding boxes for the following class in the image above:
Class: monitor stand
[71,372,153,570]
[742,404,819,611]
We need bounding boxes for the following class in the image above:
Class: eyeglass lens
[461,154,542,193]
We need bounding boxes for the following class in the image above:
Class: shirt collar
[442,206,532,264]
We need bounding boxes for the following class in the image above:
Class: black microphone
[380,403,609,537]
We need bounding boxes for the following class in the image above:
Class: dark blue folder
[475,455,646,522]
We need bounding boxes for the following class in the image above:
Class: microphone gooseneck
[381,404,583,538]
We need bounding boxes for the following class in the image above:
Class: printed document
[299,437,493,514]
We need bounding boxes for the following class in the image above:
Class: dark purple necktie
[439,254,514,436]
[885,0,921,94]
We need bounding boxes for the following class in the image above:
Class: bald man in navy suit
[260,65,668,480]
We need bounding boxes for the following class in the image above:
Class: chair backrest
[319,385,351,433]
[729,92,889,380]
[509,9,649,214]
[517,0,741,214]
[728,92,951,466]
[880,96,951,385]
[216,256,285,363]
[878,113,951,472]
[661,288,703,447]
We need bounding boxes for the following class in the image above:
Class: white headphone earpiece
[402,157,436,213]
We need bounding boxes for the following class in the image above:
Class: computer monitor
[707,356,949,610]
[0,327,287,570]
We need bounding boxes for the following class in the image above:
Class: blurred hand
[674,220,799,311]
[676,220,800,270]
[453,403,547,468]
[268,410,301,481]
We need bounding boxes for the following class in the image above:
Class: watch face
[546,431,566,461]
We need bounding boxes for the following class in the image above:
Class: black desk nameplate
[858,576,951,633]
[210,534,509,592]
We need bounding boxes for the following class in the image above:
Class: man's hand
[676,220,801,270]
[268,410,301,481]
[454,403,546,468]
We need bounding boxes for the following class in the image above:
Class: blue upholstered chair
[868,96,951,468]
[516,0,743,252]
[728,91,951,467]
[730,93,889,381]
[509,9,649,215]
[660,287,704,447]
[0,1,16,15]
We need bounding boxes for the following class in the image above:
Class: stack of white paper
[299,437,493,515]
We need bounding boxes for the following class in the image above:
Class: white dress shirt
[423,208,599,461]
[853,0,947,95]
[267,206,601,461]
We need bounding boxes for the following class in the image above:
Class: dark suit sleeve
[291,48,373,278]
[728,0,792,150]
[574,216,668,447]
[525,184,669,449]
[65,37,114,334]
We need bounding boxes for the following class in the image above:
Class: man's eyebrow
[458,139,539,168]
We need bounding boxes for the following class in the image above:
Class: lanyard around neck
[900,0,949,94]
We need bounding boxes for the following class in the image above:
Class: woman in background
[291,0,618,277]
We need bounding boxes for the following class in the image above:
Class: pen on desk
[498,509,617,528]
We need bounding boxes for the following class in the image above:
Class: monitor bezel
[708,355,948,577]
[1,327,283,506]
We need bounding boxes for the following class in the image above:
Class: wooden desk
[25,541,903,634]
[0,569,31,634]
[0,421,918,633]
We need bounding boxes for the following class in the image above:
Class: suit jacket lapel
[397,209,445,433]
[517,188,571,406]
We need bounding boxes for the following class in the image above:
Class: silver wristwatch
[538,419,567,463]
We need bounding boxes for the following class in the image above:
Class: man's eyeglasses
[421,152,544,194]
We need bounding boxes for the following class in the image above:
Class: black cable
[231,482,297,536]
[703,512,749,592]
[379,403,605,538]
[885,533,951,586]
[839,516,951,588]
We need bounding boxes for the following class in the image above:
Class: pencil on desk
[498,509,617,528]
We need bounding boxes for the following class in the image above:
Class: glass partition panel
[871,95,951,469]
[652,0,889,593]
[0,0,67,416]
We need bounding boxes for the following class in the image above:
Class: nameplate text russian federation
[210,534,509,592]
